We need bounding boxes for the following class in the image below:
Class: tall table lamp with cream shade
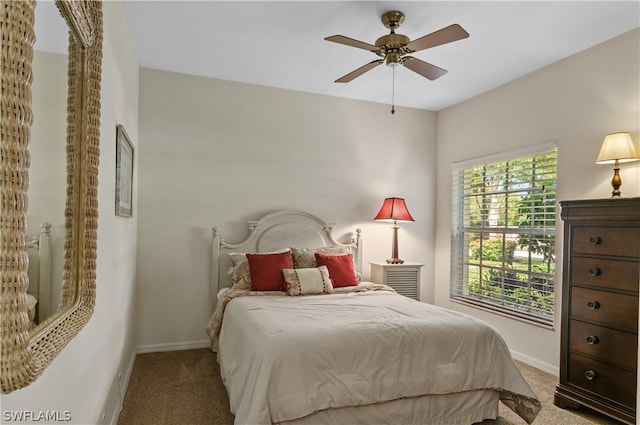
[596,132,640,198]
[374,197,414,264]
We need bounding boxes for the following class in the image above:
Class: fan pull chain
[391,66,395,115]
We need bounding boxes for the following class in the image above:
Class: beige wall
[435,28,640,373]
[135,68,437,349]
[1,2,140,424]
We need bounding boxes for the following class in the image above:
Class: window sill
[450,296,555,330]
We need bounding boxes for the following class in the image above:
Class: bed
[206,210,541,425]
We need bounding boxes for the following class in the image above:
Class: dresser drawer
[569,320,637,370]
[568,353,636,408]
[572,226,639,257]
[571,257,639,293]
[571,287,638,332]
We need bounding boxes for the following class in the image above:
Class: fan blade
[325,35,379,53]
[335,59,384,83]
[406,24,469,52]
[402,56,447,80]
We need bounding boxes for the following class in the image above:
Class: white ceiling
[36,1,640,111]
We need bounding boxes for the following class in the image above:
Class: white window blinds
[450,144,557,326]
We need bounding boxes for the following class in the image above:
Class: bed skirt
[277,389,500,425]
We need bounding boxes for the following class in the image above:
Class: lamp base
[386,258,405,264]
[609,164,622,198]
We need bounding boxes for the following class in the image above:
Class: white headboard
[210,210,362,312]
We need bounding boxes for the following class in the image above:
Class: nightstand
[369,262,423,300]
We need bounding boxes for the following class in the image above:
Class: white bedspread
[216,287,540,425]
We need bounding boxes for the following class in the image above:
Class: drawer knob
[588,236,602,246]
[584,370,597,381]
[587,301,600,310]
[586,335,599,345]
[588,268,601,277]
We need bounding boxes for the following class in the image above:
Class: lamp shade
[374,197,414,222]
[596,132,640,164]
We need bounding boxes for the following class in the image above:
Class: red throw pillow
[246,251,291,291]
[314,253,358,287]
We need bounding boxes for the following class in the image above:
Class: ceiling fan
[325,10,469,84]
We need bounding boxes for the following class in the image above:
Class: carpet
[117,348,623,425]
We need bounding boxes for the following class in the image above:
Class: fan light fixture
[374,197,414,264]
[596,132,639,198]
[325,10,469,114]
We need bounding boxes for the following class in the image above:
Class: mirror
[0,0,103,393]
[29,0,69,325]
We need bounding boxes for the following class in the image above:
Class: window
[450,144,557,326]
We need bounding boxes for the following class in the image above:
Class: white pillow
[283,266,333,296]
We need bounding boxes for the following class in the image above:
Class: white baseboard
[117,348,137,418]
[100,347,136,425]
[136,339,210,354]
[510,349,559,376]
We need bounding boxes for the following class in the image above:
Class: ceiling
[36,1,639,111]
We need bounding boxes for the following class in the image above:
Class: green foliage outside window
[469,239,517,264]
[466,266,554,316]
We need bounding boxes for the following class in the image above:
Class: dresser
[370,262,423,300]
[554,198,639,424]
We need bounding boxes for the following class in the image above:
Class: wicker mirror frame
[0,0,102,392]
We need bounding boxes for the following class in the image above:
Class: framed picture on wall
[115,124,134,217]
